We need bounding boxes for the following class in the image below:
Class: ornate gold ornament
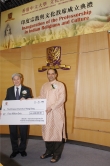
[38,46,71,72]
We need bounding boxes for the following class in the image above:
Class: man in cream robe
[40,68,66,163]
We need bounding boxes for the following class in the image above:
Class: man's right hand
[46,107,52,114]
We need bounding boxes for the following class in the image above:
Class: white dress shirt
[14,85,21,96]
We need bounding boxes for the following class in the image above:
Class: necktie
[16,87,19,100]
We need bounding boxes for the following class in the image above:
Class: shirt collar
[15,85,21,89]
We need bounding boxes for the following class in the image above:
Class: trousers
[9,125,28,152]
[45,141,64,156]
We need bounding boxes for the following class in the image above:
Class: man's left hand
[20,97,25,100]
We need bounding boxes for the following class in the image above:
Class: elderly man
[40,68,66,163]
[5,73,32,158]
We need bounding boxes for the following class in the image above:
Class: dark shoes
[50,155,61,163]
[10,151,19,158]
[10,151,27,158]
[20,151,27,157]
[40,153,53,159]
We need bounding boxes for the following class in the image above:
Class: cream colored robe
[40,80,66,141]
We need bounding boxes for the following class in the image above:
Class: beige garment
[40,80,66,141]
[4,34,14,48]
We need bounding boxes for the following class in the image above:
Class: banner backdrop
[1,0,110,49]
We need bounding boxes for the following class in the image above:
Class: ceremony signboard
[0,0,110,49]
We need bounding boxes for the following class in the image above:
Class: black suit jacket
[5,85,32,100]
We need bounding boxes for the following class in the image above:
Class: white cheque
[0,99,46,125]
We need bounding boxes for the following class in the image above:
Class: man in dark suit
[5,73,32,158]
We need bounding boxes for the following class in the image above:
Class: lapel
[20,86,24,98]
[12,86,16,99]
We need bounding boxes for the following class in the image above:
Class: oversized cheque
[0,99,46,125]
